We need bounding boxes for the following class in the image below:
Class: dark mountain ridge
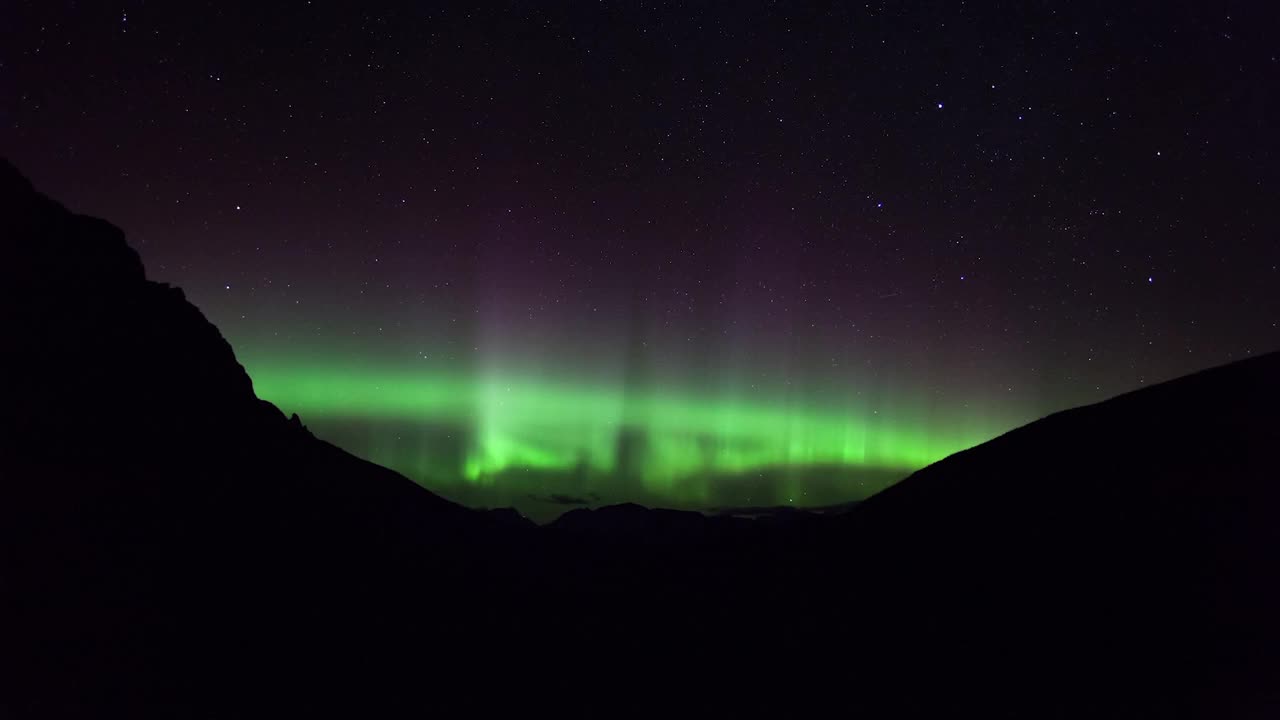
[2,159,1278,717]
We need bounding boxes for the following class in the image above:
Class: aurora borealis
[240,354,1016,516]
[7,2,1278,519]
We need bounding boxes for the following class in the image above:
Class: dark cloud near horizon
[529,493,600,507]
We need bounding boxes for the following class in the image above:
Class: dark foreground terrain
[3,159,1278,717]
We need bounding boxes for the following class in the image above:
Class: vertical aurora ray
[241,355,1022,519]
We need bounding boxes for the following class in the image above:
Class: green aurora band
[245,358,1017,519]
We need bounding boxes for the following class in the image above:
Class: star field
[4,1,1277,515]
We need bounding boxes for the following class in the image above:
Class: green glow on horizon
[244,360,1012,517]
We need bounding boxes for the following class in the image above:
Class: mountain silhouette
[835,352,1280,715]
[0,159,539,716]
[2,158,1278,717]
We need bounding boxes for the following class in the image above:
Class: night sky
[5,2,1278,517]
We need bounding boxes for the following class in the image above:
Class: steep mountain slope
[0,159,541,716]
